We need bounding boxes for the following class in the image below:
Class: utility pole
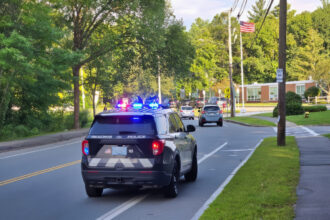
[157,55,162,104]
[277,0,287,146]
[239,31,246,112]
[228,9,235,117]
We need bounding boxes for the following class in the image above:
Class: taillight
[152,140,165,155]
[82,140,89,156]
[201,111,205,114]
[180,110,183,112]
[219,110,223,114]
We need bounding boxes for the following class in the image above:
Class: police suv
[81,102,198,198]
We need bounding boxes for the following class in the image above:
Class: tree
[50,0,167,128]
[248,0,267,22]
[312,0,330,50]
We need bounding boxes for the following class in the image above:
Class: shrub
[304,86,320,99]
[14,125,30,137]
[303,105,327,112]
[79,110,90,128]
[273,91,304,117]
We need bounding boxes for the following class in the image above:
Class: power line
[253,0,275,40]
[237,0,248,19]
[232,0,240,11]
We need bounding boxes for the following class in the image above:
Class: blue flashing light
[149,102,159,109]
[83,146,89,155]
[132,117,140,120]
[117,103,127,108]
[133,103,143,109]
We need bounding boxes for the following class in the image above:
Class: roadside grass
[228,116,276,126]
[322,133,330,138]
[200,136,299,220]
[253,112,274,117]
[243,103,277,107]
[286,110,330,126]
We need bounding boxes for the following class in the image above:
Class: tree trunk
[92,87,96,117]
[73,65,81,129]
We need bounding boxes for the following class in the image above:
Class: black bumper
[82,169,172,188]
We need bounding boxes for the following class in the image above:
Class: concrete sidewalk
[0,128,89,153]
[295,136,330,220]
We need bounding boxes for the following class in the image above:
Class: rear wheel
[164,160,179,198]
[185,149,198,182]
[85,185,103,197]
[217,121,223,127]
[199,121,204,127]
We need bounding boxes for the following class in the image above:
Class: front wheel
[164,161,179,198]
[85,185,103,197]
[185,149,198,182]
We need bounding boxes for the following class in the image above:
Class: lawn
[228,116,276,126]
[286,110,330,125]
[200,136,299,220]
[253,112,274,117]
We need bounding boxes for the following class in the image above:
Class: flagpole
[239,30,246,112]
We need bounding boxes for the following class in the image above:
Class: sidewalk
[295,136,330,219]
[0,128,89,153]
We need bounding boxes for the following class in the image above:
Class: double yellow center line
[0,160,81,187]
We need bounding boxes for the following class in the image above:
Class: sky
[171,0,322,29]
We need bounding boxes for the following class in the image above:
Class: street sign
[276,68,283,83]
[224,88,230,99]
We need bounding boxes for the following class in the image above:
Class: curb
[224,119,269,127]
[0,128,89,153]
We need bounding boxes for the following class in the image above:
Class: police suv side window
[154,115,167,135]
[168,114,179,133]
[174,113,185,132]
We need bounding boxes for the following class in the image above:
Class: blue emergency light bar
[133,103,143,109]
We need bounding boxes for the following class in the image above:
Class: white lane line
[191,139,263,220]
[96,141,228,220]
[0,140,81,160]
[300,126,319,136]
[273,127,277,133]
[198,142,228,164]
[96,194,149,220]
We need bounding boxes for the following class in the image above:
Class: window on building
[269,86,278,101]
[296,84,305,97]
[247,87,261,101]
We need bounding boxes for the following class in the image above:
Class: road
[0,121,328,220]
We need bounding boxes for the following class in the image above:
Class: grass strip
[323,133,330,139]
[200,136,299,220]
[228,116,276,126]
[253,112,274,117]
[286,110,330,125]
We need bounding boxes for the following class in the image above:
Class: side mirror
[186,125,196,132]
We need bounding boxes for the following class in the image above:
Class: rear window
[89,115,156,135]
[182,106,193,110]
[204,106,220,111]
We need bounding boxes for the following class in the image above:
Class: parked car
[198,105,223,127]
[179,106,195,120]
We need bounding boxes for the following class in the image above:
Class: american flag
[240,21,255,33]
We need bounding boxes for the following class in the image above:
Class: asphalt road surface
[1,121,325,220]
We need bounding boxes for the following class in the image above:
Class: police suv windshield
[89,115,157,135]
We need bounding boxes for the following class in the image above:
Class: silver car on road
[180,106,195,120]
[198,105,223,127]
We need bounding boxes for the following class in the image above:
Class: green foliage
[303,105,327,112]
[273,92,304,117]
[304,86,321,98]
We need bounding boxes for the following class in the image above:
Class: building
[238,80,316,103]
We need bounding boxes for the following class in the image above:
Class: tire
[185,149,198,182]
[199,121,203,127]
[85,185,103,197]
[164,160,179,198]
[217,121,223,127]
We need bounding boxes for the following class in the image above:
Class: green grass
[243,103,277,107]
[200,136,299,220]
[253,112,274,117]
[322,134,330,138]
[228,116,276,126]
[286,110,330,125]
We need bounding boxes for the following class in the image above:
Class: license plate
[112,146,127,156]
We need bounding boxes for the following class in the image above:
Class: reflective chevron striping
[88,158,154,168]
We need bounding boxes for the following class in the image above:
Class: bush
[304,86,320,99]
[303,105,327,112]
[14,125,30,137]
[273,91,304,117]
[79,110,90,128]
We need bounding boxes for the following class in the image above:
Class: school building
[238,80,316,103]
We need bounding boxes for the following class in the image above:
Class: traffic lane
[0,163,149,220]
[112,140,262,220]
[0,138,83,181]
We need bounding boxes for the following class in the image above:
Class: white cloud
[170,0,322,28]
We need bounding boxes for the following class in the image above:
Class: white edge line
[191,138,264,220]
[0,140,81,160]
[198,142,228,164]
[96,141,228,220]
[300,126,319,136]
[96,194,149,220]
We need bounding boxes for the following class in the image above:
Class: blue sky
[171,0,322,29]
